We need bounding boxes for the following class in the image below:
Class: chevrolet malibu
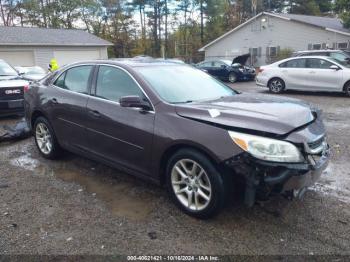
[24,60,329,218]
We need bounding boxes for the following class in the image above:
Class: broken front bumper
[225,145,330,207]
[282,153,329,191]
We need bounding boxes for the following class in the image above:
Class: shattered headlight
[228,131,304,163]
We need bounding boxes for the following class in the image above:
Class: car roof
[199,59,229,63]
[59,59,187,70]
[289,55,331,59]
[274,55,336,65]
[295,50,342,54]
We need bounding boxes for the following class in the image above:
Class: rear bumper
[255,77,268,87]
[0,99,24,116]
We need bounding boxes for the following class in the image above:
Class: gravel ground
[0,82,349,256]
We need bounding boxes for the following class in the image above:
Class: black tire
[268,78,285,93]
[33,116,62,159]
[228,72,238,83]
[166,148,226,219]
[344,82,350,97]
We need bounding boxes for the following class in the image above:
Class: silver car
[256,56,350,96]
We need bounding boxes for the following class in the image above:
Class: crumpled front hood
[175,94,315,136]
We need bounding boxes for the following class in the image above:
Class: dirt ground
[0,82,349,256]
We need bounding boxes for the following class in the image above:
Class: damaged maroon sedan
[24,60,330,218]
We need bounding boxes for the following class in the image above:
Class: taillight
[257,68,264,74]
[24,84,29,93]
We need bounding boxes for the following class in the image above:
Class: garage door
[0,51,35,66]
[53,50,101,66]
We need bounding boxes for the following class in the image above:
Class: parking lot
[0,81,349,255]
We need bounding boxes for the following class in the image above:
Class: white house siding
[204,15,350,66]
[0,46,109,70]
[35,47,54,69]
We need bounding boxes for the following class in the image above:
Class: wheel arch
[158,142,221,186]
[30,109,48,129]
[343,79,350,92]
[268,77,286,89]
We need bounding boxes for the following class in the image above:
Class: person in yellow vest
[48,59,59,72]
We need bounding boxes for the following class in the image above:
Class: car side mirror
[330,65,341,71]
[119,96,152,111]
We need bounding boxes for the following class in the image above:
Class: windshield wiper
[171,100,194,104]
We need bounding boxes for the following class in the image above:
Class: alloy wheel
[35,123,53,155]
[270,80,283,93]
[171,159,212,211]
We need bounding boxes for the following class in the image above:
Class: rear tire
[344,82,350,97]
[166,149,226,219]
[34,117,62,159]
[268,78,285,94]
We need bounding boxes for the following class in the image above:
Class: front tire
[268,78,285,93]
[166,149,226,219]
[34,117,61,159]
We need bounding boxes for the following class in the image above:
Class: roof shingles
[277,13,350,34]
[0,26,112,46]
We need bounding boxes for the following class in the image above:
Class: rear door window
[306,58,332,69]
[54,65,93,94]
[95,65,144,102]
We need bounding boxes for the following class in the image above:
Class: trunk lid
[0,79,28,100]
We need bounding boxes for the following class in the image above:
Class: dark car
[24,60,329,218]
[293,50,350,64]
[196,54,256,83]
[0,59,29,116]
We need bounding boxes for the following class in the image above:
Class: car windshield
[137,65,236,103]
[0,60,18,76]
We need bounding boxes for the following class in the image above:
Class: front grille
[0,86,24,101]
